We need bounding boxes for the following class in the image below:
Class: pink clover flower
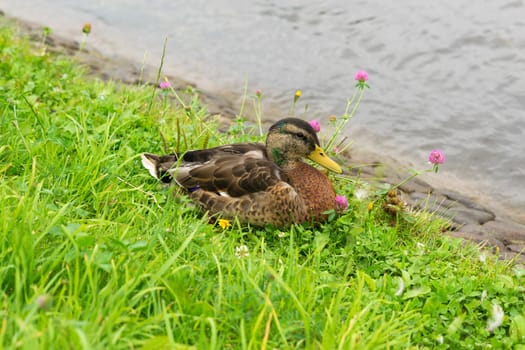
[309,119,321,133]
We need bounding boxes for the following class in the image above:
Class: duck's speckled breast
[286,162,336,222]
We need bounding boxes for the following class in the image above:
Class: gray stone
[398,177,433,194]
[348,161,383,178]
[379,174,406,188]
[406,192,495,227]
[456,224,488,235]
[445,230,506,252]
[435,189,494,214]
[507,244,525,254]
[483,220,525,244]
[443,206,495,226]
[409,191,457,210]
[416,202,495,226]
[499,251,525,265]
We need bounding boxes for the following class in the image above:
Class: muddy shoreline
[3,13,524,264]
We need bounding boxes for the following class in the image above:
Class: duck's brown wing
[182,143,267,162]
[177,155,288,197]
[141,143,267,184]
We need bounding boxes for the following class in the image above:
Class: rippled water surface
[2,0,524,217]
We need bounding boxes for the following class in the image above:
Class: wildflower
[159,81,171,90]
[354,188,368,200]
[335,195,349,211]
[79,23,92,51]
[354,70,369,82]
[328,114,337,123]
[428,149,445,165]
[255,89,262,97]
[428,149,445,173]
[36,294,53,311]
[277,231,287,238]
[309,119,321,133]
[82,23,92,35]
[479,252,486,263]
[367,202,374,211]
[486,303,504,332]
[354,70,370,89]
[217,219,231,229]
[235,245,250,258]
[293,89,302,103]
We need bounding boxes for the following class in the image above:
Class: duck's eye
[295,132,307,140]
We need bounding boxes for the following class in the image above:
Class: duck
[141,117,343,227]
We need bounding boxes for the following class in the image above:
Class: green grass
[1,22,525,349]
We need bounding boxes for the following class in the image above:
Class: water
[2,0,524,220]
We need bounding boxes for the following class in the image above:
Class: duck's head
[266,118,342,174]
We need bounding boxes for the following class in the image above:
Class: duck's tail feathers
[141,153,178,184]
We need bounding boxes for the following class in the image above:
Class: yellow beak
[308,145,343,174]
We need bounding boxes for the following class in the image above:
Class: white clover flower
[354,188,368,200]
[235,245,249,258]
[479,252,487,263]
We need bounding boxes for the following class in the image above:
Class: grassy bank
[1,20,525,349]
